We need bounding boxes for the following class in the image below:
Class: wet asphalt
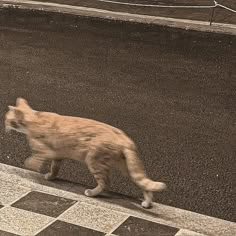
[0,12,235,222]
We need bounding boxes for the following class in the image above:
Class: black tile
[11,191,77,217]
[113,216,179,236]
[36,220,105,236]
[0,230,19,236]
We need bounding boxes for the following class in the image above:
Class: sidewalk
[1,0,235,35]
[0,163,235,236]
[20,0,236,24]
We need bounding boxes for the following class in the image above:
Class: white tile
[175,229,206,236]
[0,180,30,205]
[0,206,53,235]
[59,202,128,233]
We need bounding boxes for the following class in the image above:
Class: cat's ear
[16,98,31,110]
[16,97,28,106]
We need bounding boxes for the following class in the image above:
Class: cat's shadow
[56,178,171,221]
[13,168,170,221]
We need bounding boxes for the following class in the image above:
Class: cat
[5,98,166,208]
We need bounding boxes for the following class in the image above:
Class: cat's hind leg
[141,191,153,208]
[45,160,62,181]
[85,153,110,197]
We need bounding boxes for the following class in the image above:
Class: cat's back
[36,111,129,138]
[31,111,134,148]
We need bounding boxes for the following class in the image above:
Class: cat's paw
[45,173,56,181]
[141,201,152,209]
[84,189,94,197]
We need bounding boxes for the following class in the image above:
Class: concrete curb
[0,0,236,35]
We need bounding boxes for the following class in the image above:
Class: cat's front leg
[45,160,62,181]
[26,138,57,173]
[24,155,49,172]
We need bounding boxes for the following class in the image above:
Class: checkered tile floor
[0,188,180,235]
[0,163,235,236]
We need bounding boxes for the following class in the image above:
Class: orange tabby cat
[5,98,166,208]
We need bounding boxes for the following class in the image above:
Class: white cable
[98,0,236,14]
[216,3,236,13]
[97,0,216,9]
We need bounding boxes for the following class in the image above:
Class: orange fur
[5,98,166,208]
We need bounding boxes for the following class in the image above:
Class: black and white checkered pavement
[0,163,235,236]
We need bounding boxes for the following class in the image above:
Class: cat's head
[5,98,36,134]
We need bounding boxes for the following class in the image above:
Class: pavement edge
[0,0,236,35]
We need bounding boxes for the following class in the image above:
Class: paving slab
[0,180,30,205]
[36,220,106,236]
[12,191,77,217]
[175,229,206,236]
[112,216,179,236]
[58,202,128,233]
[0,206,53,235]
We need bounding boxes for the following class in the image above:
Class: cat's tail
[123,147,166,192]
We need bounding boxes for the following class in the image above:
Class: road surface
[30,0,236,24]
[0,14,235,222]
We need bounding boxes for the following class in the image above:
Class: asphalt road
[0,15,235,222]
[31,0,236,24]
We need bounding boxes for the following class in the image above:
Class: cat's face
[5,98,34,134]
